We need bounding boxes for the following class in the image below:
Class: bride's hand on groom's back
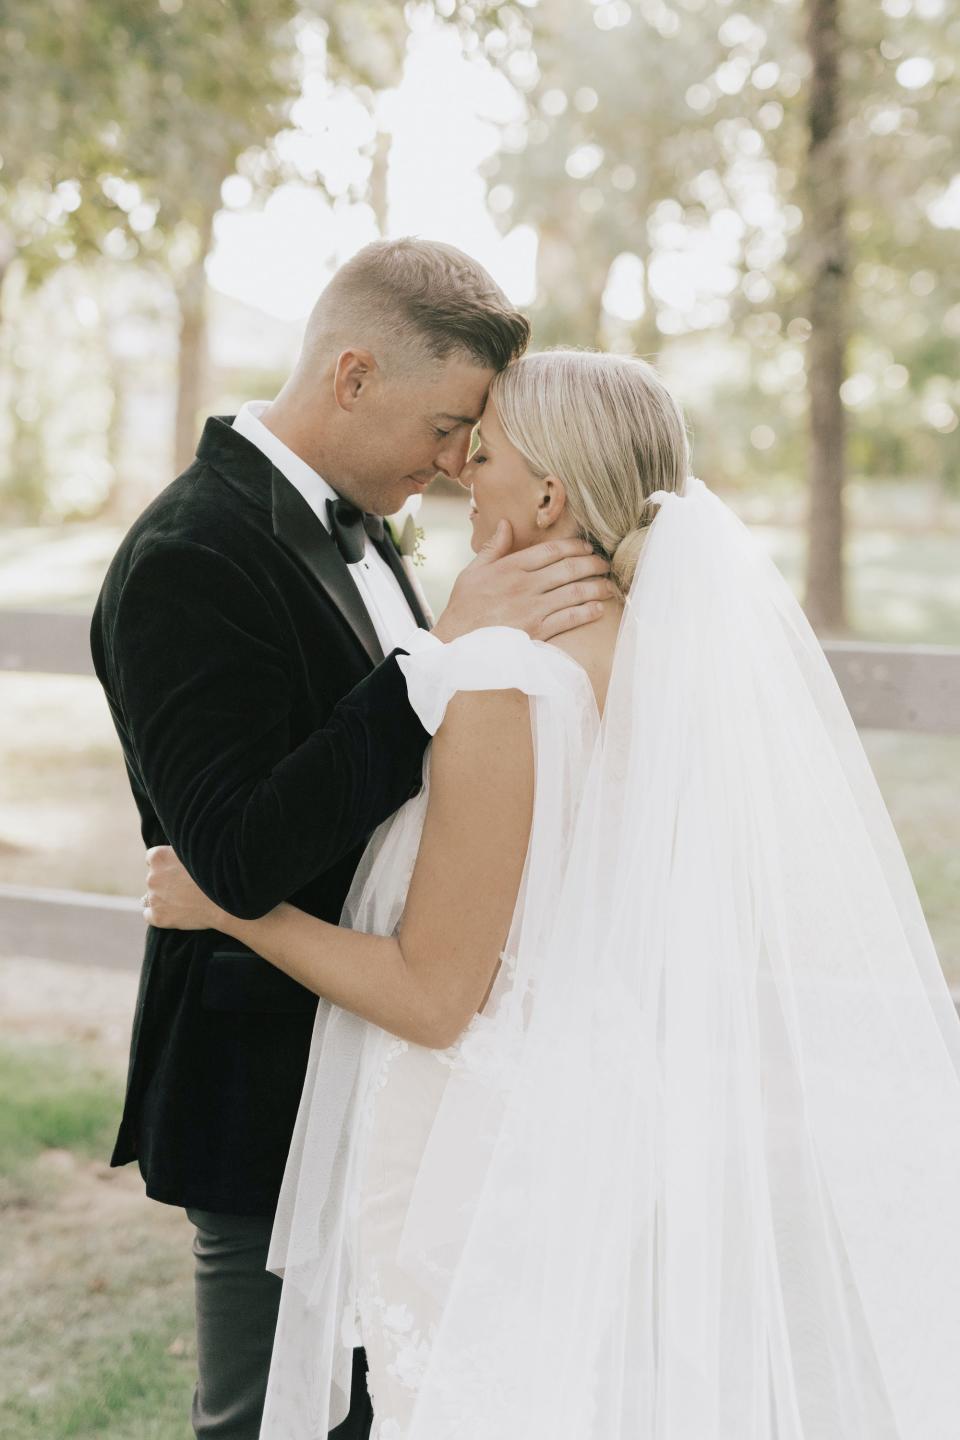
[142,846,224,931]
[432,519,617,644]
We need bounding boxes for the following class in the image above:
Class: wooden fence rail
[1,609,958,981]
[4,608,960,731]
[0,884,144,971]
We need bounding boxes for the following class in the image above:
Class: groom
[91,238,614,1440]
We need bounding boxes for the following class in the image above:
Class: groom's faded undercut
[303,238,530,374]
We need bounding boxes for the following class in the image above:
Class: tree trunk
[97,340,130,522]
[173,208,216,476]
[0,222,16,331]
[536,222,606,348]
[1,257,48,520]
[370,129,391,236]
[632,225,660,361]
[802,0,849,635]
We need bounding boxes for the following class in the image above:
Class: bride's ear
[534,474,567,531]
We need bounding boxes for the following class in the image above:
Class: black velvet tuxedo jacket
[90,417,431,1215]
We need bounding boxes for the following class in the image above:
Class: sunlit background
[1,1,958,1432]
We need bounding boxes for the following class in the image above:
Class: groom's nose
[433,429,472,481]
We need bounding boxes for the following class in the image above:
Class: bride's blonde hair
[489,349,690,592]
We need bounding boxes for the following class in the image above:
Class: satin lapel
[375,531,431,631]
[271,470,384,666]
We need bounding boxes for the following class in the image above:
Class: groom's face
[334,351,494,516]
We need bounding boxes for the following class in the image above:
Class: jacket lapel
[271,470,384,667]
[375,531,432,631]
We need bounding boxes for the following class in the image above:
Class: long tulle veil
[265,475,960,1439]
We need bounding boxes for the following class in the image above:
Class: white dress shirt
[233,401,423,657]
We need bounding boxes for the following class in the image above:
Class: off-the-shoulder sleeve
[396,626,574,735]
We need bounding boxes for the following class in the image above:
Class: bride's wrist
[430,609,460,643]
[211,903,239,936]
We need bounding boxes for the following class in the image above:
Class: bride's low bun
[610,528,647,593]
[610,493,665,592]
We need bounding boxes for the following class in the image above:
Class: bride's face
[460,399,568,554]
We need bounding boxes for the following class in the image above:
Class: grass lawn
[0,970,195,1440]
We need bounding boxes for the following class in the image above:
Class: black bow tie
[326,497,385,565]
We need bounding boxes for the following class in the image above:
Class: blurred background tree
[0,0,410,505]
[1,0,958,633]
[443,0,958,631]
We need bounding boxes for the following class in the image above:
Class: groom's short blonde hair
[303,238,530,375]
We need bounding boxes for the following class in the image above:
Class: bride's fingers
[536,600,611,641]
[474,517,513,563]
[516,537,601,572]
[538,575,618,618]
[525,554,614,595]
[146,845,176,886]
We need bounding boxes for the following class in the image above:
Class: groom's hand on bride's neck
[432,519,618,644]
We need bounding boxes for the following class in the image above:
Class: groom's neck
[261,389,340,487]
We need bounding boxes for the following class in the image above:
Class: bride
[145,348,960,1439]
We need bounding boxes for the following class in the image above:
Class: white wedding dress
[261,480,960,1440]
[351,633,599,1439]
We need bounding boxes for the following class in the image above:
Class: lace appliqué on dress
[356,956,523,1439]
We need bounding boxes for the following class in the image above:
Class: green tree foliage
[0,0,306,284]
[441,0,959,628]
[0,0,410,499]
[0,0,311,491]
[1,0,956,549]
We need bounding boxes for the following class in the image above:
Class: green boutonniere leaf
[399,514,426,566]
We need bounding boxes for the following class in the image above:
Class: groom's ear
[333,348,379,411]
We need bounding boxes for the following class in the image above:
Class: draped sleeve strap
[396,626,576,735]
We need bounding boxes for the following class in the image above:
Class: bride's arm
[145,688,534,1048]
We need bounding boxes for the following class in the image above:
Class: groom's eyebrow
[435,411,480,426]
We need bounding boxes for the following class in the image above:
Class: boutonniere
[386,493,435,625]
[387,493,426,567]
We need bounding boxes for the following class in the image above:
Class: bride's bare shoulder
[547,599,623,711]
